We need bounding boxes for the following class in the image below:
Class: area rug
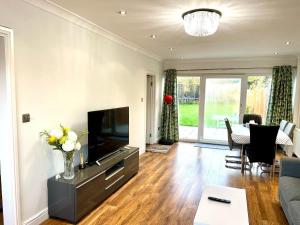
[146,144,172,154]
[194,143,229,150]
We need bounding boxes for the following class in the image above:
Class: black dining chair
[279,120,288,131]
[243,114,262,125]
[245,124,279,178]
[224,118,242,169]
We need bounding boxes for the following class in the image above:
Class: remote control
[208,196,231,204]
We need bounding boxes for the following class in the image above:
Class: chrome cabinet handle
[105,175,124,190]
[105,167,124,181]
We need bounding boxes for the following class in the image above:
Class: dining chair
[242,114,262,125]
[283,122,296,139]
[245,124,279,178]
[279,120,288,131]
[279,122,296,154]
[224,118,242,169]
[225,118,241,151]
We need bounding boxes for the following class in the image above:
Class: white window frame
[177,73,273,144]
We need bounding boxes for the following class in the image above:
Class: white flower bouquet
[40,125,87,179]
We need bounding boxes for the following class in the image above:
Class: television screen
[88,107,129,164]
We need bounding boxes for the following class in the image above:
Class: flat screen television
[88,107,129,164]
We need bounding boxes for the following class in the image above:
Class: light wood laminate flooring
[43,142,288,225]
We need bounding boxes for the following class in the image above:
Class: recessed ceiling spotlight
[118,10,127,16]
[150,34,157,39]
[169,47,173,51]
[274,52,278,55]
[285,41,291,45]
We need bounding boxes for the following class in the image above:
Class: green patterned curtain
[160,69,179,143]
[266,65,293,125]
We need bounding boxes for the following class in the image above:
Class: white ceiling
[50,0,300,60]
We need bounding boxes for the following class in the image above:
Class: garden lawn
[178,103,238,127]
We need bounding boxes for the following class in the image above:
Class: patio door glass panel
[177,77,200,140]
[203,78,242,142]
[246,76,272,124]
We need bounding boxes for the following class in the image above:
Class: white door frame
[146,74,156,144]
[0,26,21,225]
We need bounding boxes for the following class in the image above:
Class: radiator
[293,128,300,157]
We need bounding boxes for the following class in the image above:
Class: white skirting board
[293,128,300,157]
[23,208,48,225]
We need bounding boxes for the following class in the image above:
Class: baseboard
[23,208,48,225]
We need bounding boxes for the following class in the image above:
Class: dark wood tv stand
[47,147,139,223]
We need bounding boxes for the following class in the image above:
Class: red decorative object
[164,95,173,104]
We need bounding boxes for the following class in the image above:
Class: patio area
[179,126,228,141]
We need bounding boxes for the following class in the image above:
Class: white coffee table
[194,185,249,225]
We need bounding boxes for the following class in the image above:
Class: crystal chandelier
[182,8,222,37]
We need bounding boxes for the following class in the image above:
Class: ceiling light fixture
[285,41,291,45]
[169,47,173,51]
[118,10,127,16]
[182,8,222,37]
[150,34,156,39]
[274,52,278,55]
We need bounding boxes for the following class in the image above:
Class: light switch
[141,98,144,102]
[22,113,30,123]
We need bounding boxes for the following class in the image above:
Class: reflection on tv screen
[88,107,129,164]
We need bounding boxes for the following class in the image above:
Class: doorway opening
[146,74,156,144]
[203,77,242,142]
[177,76,200,141]
[0,26,21,225]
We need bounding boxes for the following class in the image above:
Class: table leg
[241,144,244,174]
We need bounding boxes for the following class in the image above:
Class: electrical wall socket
[22,113,30,123]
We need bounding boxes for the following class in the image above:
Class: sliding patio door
[177,74,272,144]
[201,77,243,143]
[178,76,200,140]
[177,75,245,143]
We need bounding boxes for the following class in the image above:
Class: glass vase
[62,151,75,180]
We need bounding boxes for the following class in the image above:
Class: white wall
[0,0,162,223]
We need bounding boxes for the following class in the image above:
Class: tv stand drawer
[75,172,105,221]
[105,165,125,188]
[124,151,139,178]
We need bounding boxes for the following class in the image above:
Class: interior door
[146,75,155,144]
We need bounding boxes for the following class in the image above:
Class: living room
[0,0,300,225]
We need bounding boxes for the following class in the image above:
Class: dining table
[231,124,293,173]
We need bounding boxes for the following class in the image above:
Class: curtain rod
[164,66,297,72]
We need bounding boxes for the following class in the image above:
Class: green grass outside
[179,103,238,127]
[178,104,199,127]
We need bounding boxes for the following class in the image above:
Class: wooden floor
[43,142,288,225]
